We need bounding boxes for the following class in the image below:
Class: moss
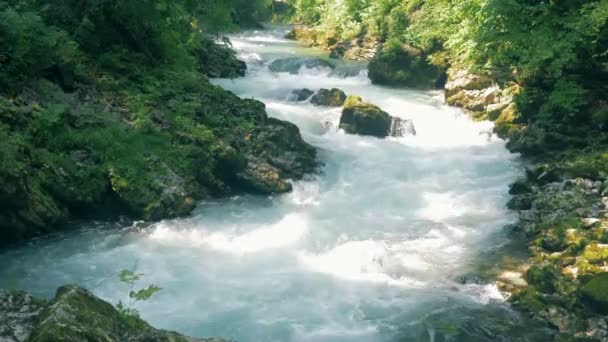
[310,88,347,107]
[580,273,608,313]
[513,288,547,314]
[27,285,208,342]
[582,244,608,264]
[526,265,558,293]
[339,96,392,137]
[494,103,523,139]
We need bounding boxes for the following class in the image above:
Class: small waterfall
[389,117,417,137]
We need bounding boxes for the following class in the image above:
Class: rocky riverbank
[0,38,317,248]
[286,23,608,339]
[0,285,225,342]
[444,68,608,339]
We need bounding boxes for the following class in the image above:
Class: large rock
[235,117,317,194]
[338,96,414,138]
[581,273,608,313]
[368,43,446,88]
[1,285,224,342]
[339,96,391,137]
[0,290,46,341]
[268,57,335,74]
[310,88,347,107]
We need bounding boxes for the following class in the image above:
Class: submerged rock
[268,57,335,74]
[389,117,416,137]
[310,88,347,107]
[291,88,314,101]
[3,285,223,342]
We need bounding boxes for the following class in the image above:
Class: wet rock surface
[291,88,314,101]
[310,88,347,107]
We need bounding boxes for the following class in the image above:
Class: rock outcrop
[285,27,378,61]
[0,74,317,247]
[268,57,335,74]
[444,68,523,139]
[194,37,247,78]
[339,96,415,138]
[310,88,347,107]
[1,285,224,342]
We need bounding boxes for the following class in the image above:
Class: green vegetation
[26,285,212,341]
[116,269,161,318]
[0,0,316,245]
[284,0,608,153]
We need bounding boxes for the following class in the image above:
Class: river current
[0,27,551,341]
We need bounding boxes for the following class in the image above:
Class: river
[0,26,552,341]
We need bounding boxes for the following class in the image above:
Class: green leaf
[129,285,162,301]
[119,269,142,283]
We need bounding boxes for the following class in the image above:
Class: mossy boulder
[583,244,608,264]
[10,285,224,341]
[507,194,534,210]
[0,290,46,341]
[581,273,608,313]
[339,96,391,137]
[310,88,347,107]
[268,57,335,74]
[194,37,246,78]
[526,265,558,294]
[368,42,445,88]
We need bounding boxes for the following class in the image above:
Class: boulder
[236,117,317,194]
[310,88,347,107]
[4,285,224,342]
[0,290,46,341]
[581,273,608,313]
[368,43,446,88]
[268,57,335,74]
[339,96,391,137]
[291,88,314,101]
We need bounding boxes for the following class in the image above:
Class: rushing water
[0,27,551,341]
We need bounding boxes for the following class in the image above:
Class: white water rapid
[0,26,547,341]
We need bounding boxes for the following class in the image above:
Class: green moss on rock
[339,96,392,137]
[581,273,608,314]
[25,285,222,342]
[368,41,445,88]
[310,88,347,107]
